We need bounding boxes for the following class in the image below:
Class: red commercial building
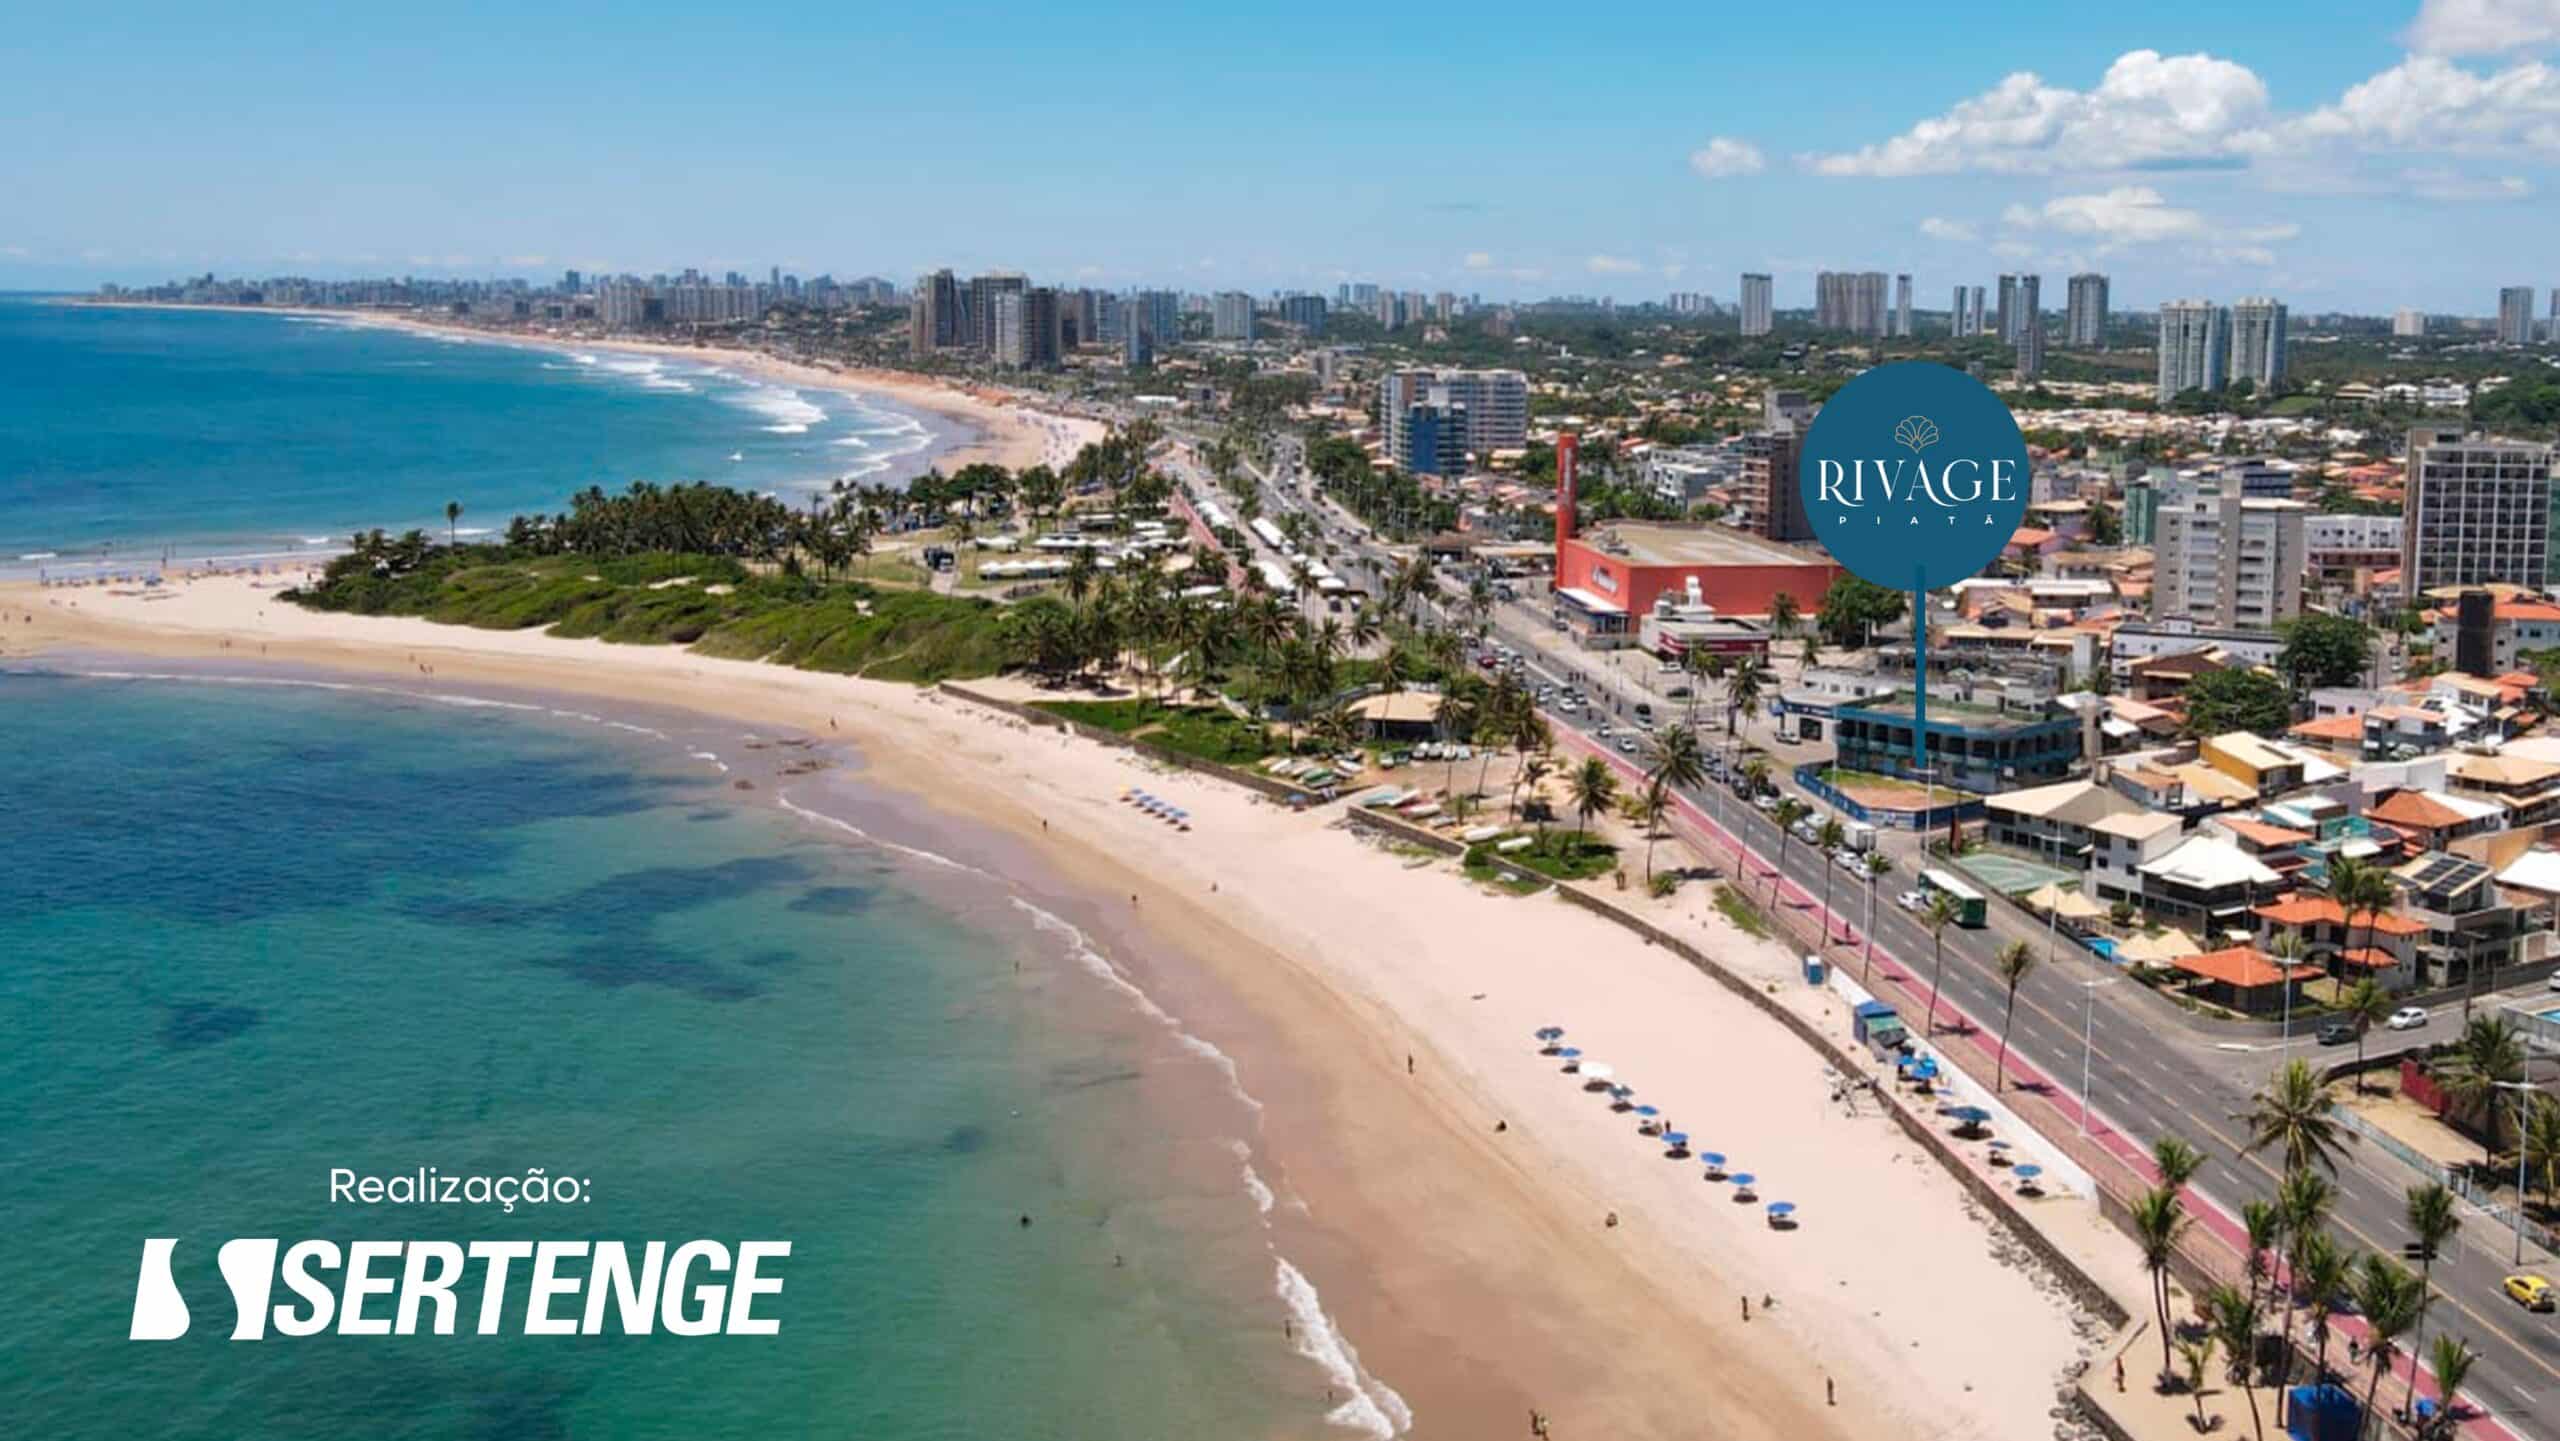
[1553,524,1844,645]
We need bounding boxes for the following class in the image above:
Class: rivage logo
[129,1237,790,1339]
[1798,361,2031,593]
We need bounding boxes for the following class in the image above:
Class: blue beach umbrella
[1948,1106,1993,1127]
[1555,1046,1581,1059]
[1661,1131,1689,1148]
[2012,1164,2043,1181]
[1632,1103,1659,1116]
[1535,1026,1566,1041]
[1766,1202,1796,1218]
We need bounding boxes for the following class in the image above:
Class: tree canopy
[2277,613,2375,690]
[2183,668,2293,737]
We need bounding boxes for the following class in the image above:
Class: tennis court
[1953,850,2079,898]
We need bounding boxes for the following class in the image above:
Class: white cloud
[0,245,30,259]
[2401,165,2532,198]
[1918,216,1979,242]
[1585,254,1644,274]
[1997,185,2297,265]
[1804,50,2273,175]
[1661,262,1688,279]
[2406,0,2560,55]
[1687,137,1766,178]
[2288,54,2560,153]
[1462,251,1496,271]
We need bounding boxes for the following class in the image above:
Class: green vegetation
[292,545,1026,682]
[1032,699,1281,766]
[2277,613,2376,690]
[1713,884,1772,939]
[1470,830,1616,883]
[2182,667,2294,737]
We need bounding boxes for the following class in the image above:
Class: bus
[1918,868,1988,929]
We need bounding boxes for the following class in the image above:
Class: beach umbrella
[1729,1172,1757,1192]
[1580,1062,1616,1083]
[1700,1152,1727,1169]
[1660,1131,1689,1148]
[1534,1026,1566,1040]
[1766,1202,1796,1219]
[1631,1104,1659,1118]
[1947,1106,1992,1126]
[2012,1164,2043,1181]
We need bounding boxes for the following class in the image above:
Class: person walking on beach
[1741,1294,1750,1321]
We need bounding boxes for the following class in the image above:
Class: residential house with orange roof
[2168,944,2322,1015]
[2426,594,2560,675]
[2366,788,2505,851]
[2248,893,2423,990]
[2446,750,2560,827]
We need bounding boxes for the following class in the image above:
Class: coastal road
[1492,643,2560,1439]
[1289,495,2560,1430]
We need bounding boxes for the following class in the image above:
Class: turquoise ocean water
[0,669,1366,1438]
[0,296,946,568]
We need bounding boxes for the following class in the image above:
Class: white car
[1898,889,1929,913]
[2387,1006,2429,1031]
[1834,851,1866,876]
[2548,971,2560,992]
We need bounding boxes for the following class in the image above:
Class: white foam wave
[687,749,730,774]
[602,357,660,376]
[641,377,695,392]
[18,552,57,561]
[776,794,973,871]
[572,353,598,366]
[728,384,828,432]
[1230,1141,1277,1215]
[1276,1259,1412,1437]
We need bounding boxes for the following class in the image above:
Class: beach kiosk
[1851,1001,1907,1058]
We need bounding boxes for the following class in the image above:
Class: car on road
[2505,1273,2556,1312]
[2315,1021,2358,1046]
[1615,735,1638,754]
[1753,793,1781,813]
[2386,1006,2429,1030]
[1834,851,1866,876]
[1897,890,1929,913]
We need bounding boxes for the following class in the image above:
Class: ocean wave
[601,357,661,376]
[640,377,695,392]
[1230,1141,1277,1216]
[18,551,57,561]
[572,353,598,366]
[687,749,730,774]
[727,383,828,433]
[1276,1259,1412,1438]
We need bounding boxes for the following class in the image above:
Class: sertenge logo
[1798,360,2030,593]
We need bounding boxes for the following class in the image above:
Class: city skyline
[9,2,2560,313]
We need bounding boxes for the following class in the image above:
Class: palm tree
[1769,798,1808,909]
[1434,686,1479,799]
[2238,1059,2348,1176]
[444,500,463,547]
[1814,817,1846,944]
[1921,890,1960,1036]
[2131,1185,2190,1387]
[2350,1254,2423,1437]
[1993,939,2035,1091]
[2337,978,2395,1091]
[1860,852,1891,981]
[2402,1181,2460,1421]
[2205,1282,2267,1441]
[1631,778,1672,882]
[2152,1134,2207,1193]
[2433,1015,2528,1169]
[2176,1334,2217,1429]
[1768,590,1800,638]
[2241,1198,2282,1319]
[1568,756,1617,844]
[2274,1168,2336,1403]
[2295,1229,2351,1384]
[2524,1092,2560,1213]
[2421,1334,2477,1441]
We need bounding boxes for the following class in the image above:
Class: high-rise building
[2010,276,2041,377]
[1395,401,1467,476]
[909,270,960,354]
[1377,369,1528,465]
[2229,298,2289,388]
[1738,402,1812,543]
[1813,271,1887,336]
[1212,291,1256,341]
[599,278,649,331]
[962,272,1026,352]
[993,287,1062,370]
[1892,274,1912,338]
[2156,301,2228,403]
[2401,427,2557,593]
[1129,290,1180,351]
[2550,288,2559,343]
[2065,273,2109,348]
[1739,273,1773,336]
[2498,286,2537,345]
[1995,274,2019,343]
[2393,308,2427,338]
[1279,294,1326,337]
[2154,470,2309,629]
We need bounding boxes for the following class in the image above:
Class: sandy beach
[3,576,2124,1439]
[75,300,1104,477]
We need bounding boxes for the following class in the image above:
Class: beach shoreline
[3,577,2117,1439]
[66,297,1105,480]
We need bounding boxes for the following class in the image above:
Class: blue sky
[6,0,2557,313]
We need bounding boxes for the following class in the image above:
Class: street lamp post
[2080,976,2117,1139]
[2492,1080,2539,1266]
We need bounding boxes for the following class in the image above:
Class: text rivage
[1812,457,2020,509]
